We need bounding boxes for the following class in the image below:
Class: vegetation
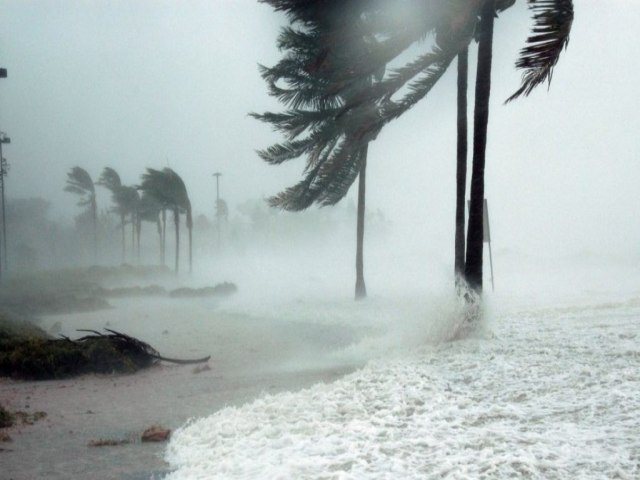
[253,1,388,299]
[257,0,574,298]
[98,167,140,264]
[138,168,193,274]
[64,167,98,262]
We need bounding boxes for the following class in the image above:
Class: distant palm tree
[137,192,163,265]
[139,168,192,273]
[98,167,140,264]
[64,166,97,262]
[97,167,126,263]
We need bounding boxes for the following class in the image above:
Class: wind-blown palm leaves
[138,168,192,274]
[64,167,97,262]
[97,167,139,264]
[137,192,163,265]
[258,0,573,296]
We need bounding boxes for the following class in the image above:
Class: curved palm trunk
[464,0,495,294]
[455,47,469,283]
[173,207,180,274]
[355,146,368,300]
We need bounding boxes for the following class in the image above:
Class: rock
[0,431,12,442]
[141,425,170,442]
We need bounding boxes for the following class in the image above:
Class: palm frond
[506,0,574,103]
[65,167,95,195]
[97,167,122,192]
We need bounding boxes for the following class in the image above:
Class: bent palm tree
[260,0,574,297]
[137,192,163,265]
[97,167,127,263]
[64,166,97,262]
[139,168,192,274]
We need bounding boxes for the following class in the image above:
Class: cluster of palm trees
[64,166,193,273]
[254,0,574,301]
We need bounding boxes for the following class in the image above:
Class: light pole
[212,172,222,249]
[0,69,6,281]
[0,133,10,279]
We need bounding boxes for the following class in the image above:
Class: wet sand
[0,297,363,479]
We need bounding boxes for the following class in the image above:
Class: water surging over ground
[164,293,640,479]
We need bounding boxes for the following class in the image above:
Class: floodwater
[165,291,640,479]
[2,253,640,479]
[0,295,370,480]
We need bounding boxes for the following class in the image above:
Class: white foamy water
[164,291,640,479]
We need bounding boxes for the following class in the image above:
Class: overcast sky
[1,0,639,261]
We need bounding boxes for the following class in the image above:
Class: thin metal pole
[0,142,3,282]
[1,159,6,269]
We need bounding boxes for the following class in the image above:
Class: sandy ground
[0,297,364,480]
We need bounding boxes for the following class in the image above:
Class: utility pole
[212,172,222,250]
[0,68,6,282]
[0,133,9,279]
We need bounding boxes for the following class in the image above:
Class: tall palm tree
[137,192,163,265]
[164,168,193,274]
[97,167,127,263]
[64,166,97,262]
[260,0,573,297]
[255,1,389,299]
[454,46,469,284]
[464,0,495,293]
[139,168,192,274]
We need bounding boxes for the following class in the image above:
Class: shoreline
[1,296,366,479]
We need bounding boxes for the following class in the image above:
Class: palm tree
[117,186,140,264]
[255,1,391,299]
[64,167,97,262]
[454,46,469,284]
[260,0,574,297]
[137,192,163,265]
[164,168,193,274]
[139,168,192,274]
[97,167,127,263]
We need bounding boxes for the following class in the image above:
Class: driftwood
[77,329,211,365]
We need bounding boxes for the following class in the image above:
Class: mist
[1,1,640,479]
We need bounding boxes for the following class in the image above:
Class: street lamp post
[0,133,10,280]
[212,172,222,249]
[0,69,6,282]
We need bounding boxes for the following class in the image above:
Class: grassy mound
[0,314,159,380]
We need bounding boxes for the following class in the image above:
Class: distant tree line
[65,167,193,274]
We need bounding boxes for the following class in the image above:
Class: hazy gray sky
[1,0,639,260]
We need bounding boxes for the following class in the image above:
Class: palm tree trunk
[91,196,98,264]
[136,218,141,265]
[455,47,469,283]
[120,213,126,264]
[161,208,166,266]
[156,217,162,265]
[355,146,368,300]
[131,212,135,262]
[464,0,495,294]
[174,207,180,274]
[187,207,193,274]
